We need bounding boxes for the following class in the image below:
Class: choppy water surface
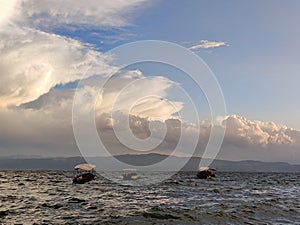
[0,171,299,224]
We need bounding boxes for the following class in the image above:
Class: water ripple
[0,171,299,224]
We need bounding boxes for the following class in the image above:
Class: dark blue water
[0,171,299,224]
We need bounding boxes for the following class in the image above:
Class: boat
[73,164,96,184]
[196,167,215,179]
[122,169,139,180]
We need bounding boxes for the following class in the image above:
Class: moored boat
[73,164,96,184]
[122,169,139,180]
[196,167,215,179]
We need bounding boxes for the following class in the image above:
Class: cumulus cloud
[0,27,115,107]
[94,113,300,162]
[0,0,186,159]
[215,115,299,163]
[0,0,149,29]
[223,115,295,147]
[0,0,180,158]
[0,0,150,107]
[0,99,77,157]
[189,40,229,50]
[95,71,183,120]
[2,88,300,163]
[0,0,19,27]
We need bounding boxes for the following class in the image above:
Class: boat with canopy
[73,164,96,184]
[196,166,215,179]
[122,169,139,180]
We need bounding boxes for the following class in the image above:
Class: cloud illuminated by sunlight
[189,40,229,50]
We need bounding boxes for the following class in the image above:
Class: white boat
[122,169,139,180]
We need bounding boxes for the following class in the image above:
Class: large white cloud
[95,113,300,162]
[0,0,19,27]
[224,115,295,147]
[0,0,185,158]
[2,86,300,163]
[0,0,152,107]
[0,0,153,107]
[94,71,183,120]
[0,27,114,107]
[0,0,176,157]
[0,0,149,29]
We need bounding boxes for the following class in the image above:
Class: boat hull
[196,170,215,179]
[73,173,95,184]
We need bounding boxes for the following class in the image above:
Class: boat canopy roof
[123,168,137,171]
[199,166,210,171]
[122,169,137,175]
[74,164,96,171]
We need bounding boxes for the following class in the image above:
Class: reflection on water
[0,171,299,224]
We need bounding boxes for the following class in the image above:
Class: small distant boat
[73,164,96,184]
[196,167,215,179]
[122,169,139,180]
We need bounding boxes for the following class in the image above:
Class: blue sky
[133,0,300,128]
[55,0,300,128]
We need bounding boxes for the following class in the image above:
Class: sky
[0,0,300,164]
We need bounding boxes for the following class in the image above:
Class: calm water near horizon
[0,171,299,224]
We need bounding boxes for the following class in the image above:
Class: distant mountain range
[0,153,299,172]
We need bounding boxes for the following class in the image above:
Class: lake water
[0,171,299,224]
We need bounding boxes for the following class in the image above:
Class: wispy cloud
[188,40,229,50]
